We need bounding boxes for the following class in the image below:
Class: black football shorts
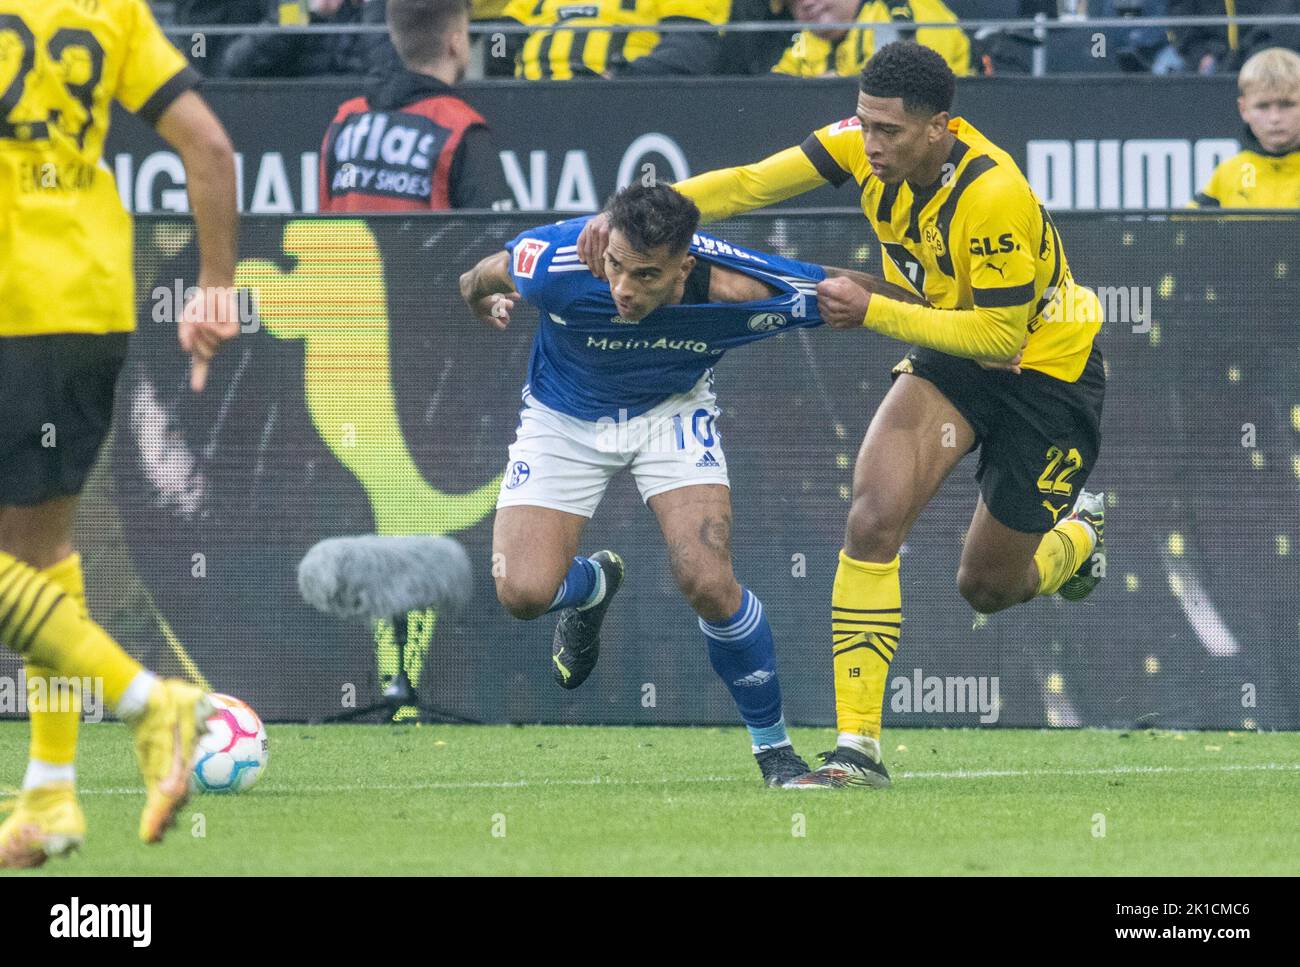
[891,343,1106,534]
[0,333,130,506]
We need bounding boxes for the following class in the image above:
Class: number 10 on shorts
[672,408,717,450]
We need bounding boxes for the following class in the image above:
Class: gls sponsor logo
[969,233,1017,256]
[50,897,151,947]
[1027,138,1239,209]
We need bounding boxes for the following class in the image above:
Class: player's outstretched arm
[155,91,239,393]
[459,251,523,331]
[820,265,928,308]
[675,145,828,223]
[577,144,827,277]
[817,270,1024,373]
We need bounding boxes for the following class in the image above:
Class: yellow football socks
[26,554,88,767]
[831,550,901,742]
[0,550,143,709]
[1033,519,1095,596]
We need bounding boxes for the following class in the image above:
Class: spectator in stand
[718,0,798,74]
[222,0,385,77]
[172,0,265,71]
[488,0,729,79]
[1167,0,1300,74]
[1192,47,1300,206]
[319,0,508,210]
[1101,0,1184,74]
[772,0,970,77]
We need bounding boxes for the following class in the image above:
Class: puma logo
[988,260,1006,278]
[1042,499,1068,523]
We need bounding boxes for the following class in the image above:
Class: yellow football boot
[0,782,85,868]
[131,681,212,844]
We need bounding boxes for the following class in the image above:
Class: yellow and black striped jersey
[1192,137,1300,208]
[772,0,969,79]
[502,0,728,80]
[1,0,198,336]
[674,116,1100,381]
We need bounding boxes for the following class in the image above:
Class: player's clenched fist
[472,291,522,331]
[816,275,872,330]
[460,250,523,330]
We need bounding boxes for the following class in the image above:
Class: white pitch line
[74,762,1300,796]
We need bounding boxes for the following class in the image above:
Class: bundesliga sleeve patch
[513,239,549,279]
[829,117,862,135]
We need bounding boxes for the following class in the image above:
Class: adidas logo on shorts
[696,451,720,469]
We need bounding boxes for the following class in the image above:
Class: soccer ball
[191,693,269,794]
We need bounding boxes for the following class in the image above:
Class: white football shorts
[495,372,730,518]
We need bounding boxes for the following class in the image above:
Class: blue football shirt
[504,216,826,421]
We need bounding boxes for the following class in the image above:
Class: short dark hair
[387,0,469,68]
[604,183,700,257]
[859,41,955,117]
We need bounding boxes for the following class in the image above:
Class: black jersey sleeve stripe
[136,65,202,126]
[973,282,1036,308]
[908,139,968,241]
[1194,192,1221,208]
[877,181,900,222]
[800,133,852,188]
[933,155,997,277]
[1034,214,1065,318]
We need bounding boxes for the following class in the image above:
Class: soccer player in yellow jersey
[0,0,239,864]
[580,41,1107,788]
[1192,47,1300,209]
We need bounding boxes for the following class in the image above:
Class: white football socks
[838,732,883,762]
[23,759,75,790]
[115,671,160,723]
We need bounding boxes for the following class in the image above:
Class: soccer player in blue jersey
[460,183,915,786]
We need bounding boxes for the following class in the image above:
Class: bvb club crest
[923,223,946,258]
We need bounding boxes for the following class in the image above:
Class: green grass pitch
[2,723,1297,875]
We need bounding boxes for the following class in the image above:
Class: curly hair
[859,41,955,116]
[604,183,700,256]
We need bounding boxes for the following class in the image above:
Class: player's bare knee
[494,577,553,621]
[844,497,905,562]
[956,569,1017,615]
[677,571,740,623]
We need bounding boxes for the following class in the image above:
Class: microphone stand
[321,612,477,724]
